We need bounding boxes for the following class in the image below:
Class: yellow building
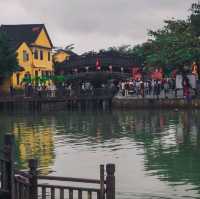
[53,49,70,63]
[53,49,78,63]
[0,24,54,90]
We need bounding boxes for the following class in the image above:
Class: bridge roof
[55,53,140,72]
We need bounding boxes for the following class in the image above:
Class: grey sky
[0,0,195,53]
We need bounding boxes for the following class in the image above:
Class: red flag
[96,58,101,71]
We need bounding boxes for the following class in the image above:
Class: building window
[35,71,38,77]
[40,50,43,60]
[48,52,50,61]
[23,50,29,62]
[34,50,38,59]
[16,74,20,85]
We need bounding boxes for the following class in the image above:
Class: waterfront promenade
[0,87,200,110]
[0,88,115,111]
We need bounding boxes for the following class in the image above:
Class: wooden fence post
[100,165,105,199]
[106,164,115,199]
[29,159,38,199]
[4,134,15,199]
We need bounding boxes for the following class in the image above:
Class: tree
[133,18,200,73]
[0,32,19,83]
[128,2,200,74]
[99,45,132,57]
[146,20,195,69]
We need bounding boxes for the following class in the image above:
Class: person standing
[140,80,144,98]
[124,81,129,96]
[121,81,125,96]
[163,80,169,98]
[10,85,14,97]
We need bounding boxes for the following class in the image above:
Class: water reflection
[0,110,200,198]
[0,113,55,175]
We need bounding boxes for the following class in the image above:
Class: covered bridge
[55,51,141,76]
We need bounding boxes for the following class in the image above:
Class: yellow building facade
[0,24,54,90]
[53,50,70,63]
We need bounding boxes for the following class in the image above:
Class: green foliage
[99,45,132,57]
[130,2,200,72]
[0,32,19,81]
[22,76,32,84]
[146,20,197,68]
[53,75,65,83]
[22,75,66,85]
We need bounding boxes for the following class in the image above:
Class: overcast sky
[0,0,196,54]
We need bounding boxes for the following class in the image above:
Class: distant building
[0,24,54,91]
[53,49,78,63]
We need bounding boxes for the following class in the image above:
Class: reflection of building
[0,24,54,91]
[13,121,55,175]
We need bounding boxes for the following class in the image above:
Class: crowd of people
[117,78,194,99]
[7,75,199,100]
[19,81,116,98]
[22,83,57,97]
[21,82,96,98]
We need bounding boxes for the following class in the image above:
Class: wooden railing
[0,134,15,199]
[29,159,115,199]
[14,173,31,199]
[0,134,116,199]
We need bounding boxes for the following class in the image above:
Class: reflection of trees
[129,110,200,191]
[144,143,200,187]
[67,110,200,190]
[1,110,200,188]
[52,111,122,142]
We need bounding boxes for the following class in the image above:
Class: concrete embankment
[112,97,200,109]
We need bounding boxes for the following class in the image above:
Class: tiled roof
[0,24,53,49]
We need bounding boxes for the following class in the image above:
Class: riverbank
[1,95,200,112]
[112,96,200,109]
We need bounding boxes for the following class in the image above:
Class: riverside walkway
[113,89,200,109]
[0,88,116,111]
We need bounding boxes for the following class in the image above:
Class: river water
[0,110,200,199]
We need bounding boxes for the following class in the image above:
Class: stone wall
[112,98,200,109]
